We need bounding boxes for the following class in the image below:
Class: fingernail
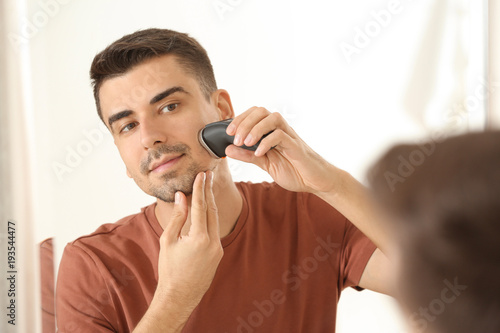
[227,123,235,134]
[234,134,242,146]
[244,134,253,146]
[175,192,180,204]
[255,147,263,156]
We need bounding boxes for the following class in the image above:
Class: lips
[149,154,183,173]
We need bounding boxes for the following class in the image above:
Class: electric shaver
[198,119,270,158]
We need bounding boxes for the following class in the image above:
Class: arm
[134,171,223,332]
[225,108,393,294]
[314,167,392,254]
[314,168,394,294]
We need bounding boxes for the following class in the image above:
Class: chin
[149,164,202,202]
[135,155,216,202]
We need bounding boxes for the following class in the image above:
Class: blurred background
[1,0,498,332]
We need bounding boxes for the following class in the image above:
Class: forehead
[99,55,200,117]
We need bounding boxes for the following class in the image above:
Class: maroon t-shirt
[56,182,376,332]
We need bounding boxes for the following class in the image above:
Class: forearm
[133,292,195,333]
[315,165,393,256]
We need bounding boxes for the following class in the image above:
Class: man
[368,131,500,333]
[56,28,391,332]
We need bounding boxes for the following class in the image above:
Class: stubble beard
[149,159,203,203]
[134,142,211,203]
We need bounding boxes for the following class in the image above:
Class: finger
[163,191,188,243]
[243,112,294,147]
[189,172,208,235]
[225,145,272,174]
[232,107,270,146]
[205,170,220,240]
[225,145,262,164]
[226,107,258,136]
[254,129,295,157]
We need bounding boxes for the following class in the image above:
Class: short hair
[89,28,217,123]
[368,131,500,333]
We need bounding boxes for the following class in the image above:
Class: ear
[212,89,235,120]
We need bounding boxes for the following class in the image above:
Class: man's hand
[225,107,337,196]
[226,108,394,295]
[134,171,223,332]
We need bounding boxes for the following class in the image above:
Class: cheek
[190,135,215,161]
[185,120,211,154]
[187,108,221,151]
[116,144,142,174]
[186,130,220,166]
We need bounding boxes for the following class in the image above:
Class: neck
[154,161,242,238]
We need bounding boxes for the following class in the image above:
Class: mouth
[149,154,184,174]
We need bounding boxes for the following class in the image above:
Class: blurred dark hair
[90,28,217,123]
[368,131,500,333]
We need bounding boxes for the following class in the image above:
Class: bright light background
[17,0,487,331]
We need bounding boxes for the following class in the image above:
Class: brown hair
[368,131,500,333]
[90,28,217,123]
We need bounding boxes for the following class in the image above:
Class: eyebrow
[107,86,189,131]
[108,110,133,130]
[149,86,188,104]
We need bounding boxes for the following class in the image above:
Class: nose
[140,117,168,149]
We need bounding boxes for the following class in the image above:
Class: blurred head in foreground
[368,131,500,333]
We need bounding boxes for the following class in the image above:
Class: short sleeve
[339,219,377,291]
[297,191,377,292]
[56,243,117,333]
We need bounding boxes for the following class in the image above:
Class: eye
[120,122,137,133]
[161,103,178,113]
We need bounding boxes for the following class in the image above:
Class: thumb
[225,145,267,165]
[226,144,271,173]
[163,191,188,243]
[225,145,255,162]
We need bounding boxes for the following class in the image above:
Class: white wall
[14,0,488,331]
[490,0,500,128]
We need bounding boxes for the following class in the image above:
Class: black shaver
[198,119,270,158]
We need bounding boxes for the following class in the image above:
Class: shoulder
[236,181,285,195]
[235,181,347,230]
[236,181,312,203]
[64,203,158,261]
[237,181,344,214]
[236,181,299,213]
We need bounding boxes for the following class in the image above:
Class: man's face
[99,55,226,202]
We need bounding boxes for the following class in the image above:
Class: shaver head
[198,119,263,158]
